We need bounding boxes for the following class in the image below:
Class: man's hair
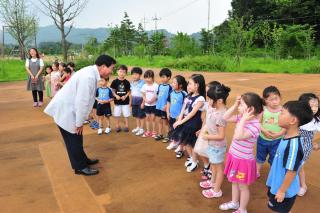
[95,55,116,67]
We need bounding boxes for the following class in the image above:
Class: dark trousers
[32,90,43,102]
[58,126,89,170]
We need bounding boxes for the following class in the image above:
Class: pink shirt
[229,115,260,160]
[206,107,227,147]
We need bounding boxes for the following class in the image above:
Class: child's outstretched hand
[313,142,319,151]
[275,190,285,203]
[241,107,255,121]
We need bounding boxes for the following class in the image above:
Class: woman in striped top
[297,93,320,197]
[219,93,263,213]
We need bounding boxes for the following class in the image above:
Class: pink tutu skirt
[224,152,257,185]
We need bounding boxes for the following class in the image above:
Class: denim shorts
[207,146,227,164]
[256,136,281,165]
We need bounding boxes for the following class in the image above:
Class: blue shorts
[155,109,167,119]
[132,105,146,119]
[144,105,156,115]
[256,136,281,165]
[207,146,226,164]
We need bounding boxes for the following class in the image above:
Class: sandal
[151,132,157,138]
[202,188,222,198]
[219,201,240,211]
[200,180,214,189]
[142,131,152,138]
[154,134,163,141]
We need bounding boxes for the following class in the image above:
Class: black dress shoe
[87,158,99,165]
[75,167,99,176]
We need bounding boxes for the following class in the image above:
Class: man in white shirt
[44,55,116,176]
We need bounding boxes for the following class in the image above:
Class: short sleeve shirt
[130,79,145,105]
[156,84,172,111]
[25,58,44,67]
[266,136,304,198]
[111,79,131,105]
[96,87,113,102]
[168,90,187,119]
[206,107,227,147]
[141,83,159,106]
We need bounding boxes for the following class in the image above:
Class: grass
[0,59,26,82]
[1,55,319,82]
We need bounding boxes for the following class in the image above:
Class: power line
[161,0,203,19]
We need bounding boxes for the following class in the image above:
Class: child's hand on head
[241,107,255,121]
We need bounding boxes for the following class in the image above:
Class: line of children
[81,64,319,212]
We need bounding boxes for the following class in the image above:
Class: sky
[1,0,232,34]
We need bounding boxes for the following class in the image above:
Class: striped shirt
[299,118,320,161]
[229,116,261,160]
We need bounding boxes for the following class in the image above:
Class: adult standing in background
[44,55,116,176]
[25,48,45,107]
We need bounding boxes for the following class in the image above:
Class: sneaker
[132,127,139,133]
[83,120,90,124]
[98,128,103,135]
[186,161,198,172]
[154,134,163,141]
[123,127,129,132]
[219,201,240,211]
[142,131,152,138]
[176,151,184,159]
[136,128,144,136]
[33,102,38,107]
[200,180,214,189]
[201,170,213,181]
[38,101,43,107]
[174,144,183,153]
[162,136,169,143]
[115,127,121,133]
[166,141,179,150]
[184,158,192,167]
[202,189,222,198]
[105,127,111,134]
[90,121,98,129]
[298,187,307,196]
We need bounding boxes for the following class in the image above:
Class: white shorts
[113,105,131,117]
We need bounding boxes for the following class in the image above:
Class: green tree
[228,16,255,65]
[84,37,99,55]
[170,32,199,58]
[119,12,136,55]
[256,20,272,58]
[199,28,214,54]
[102,26,122,57]
[135,23,149,58]
[149,31,166,56]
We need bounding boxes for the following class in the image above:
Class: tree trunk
[60,26,67,61]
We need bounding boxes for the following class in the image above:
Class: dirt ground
[0,70,320,213]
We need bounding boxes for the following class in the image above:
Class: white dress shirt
[44,65,100,133]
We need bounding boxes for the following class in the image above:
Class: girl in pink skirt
[219,93,263,213]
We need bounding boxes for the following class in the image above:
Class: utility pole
[152,14,161,31]
[142,15,149,30]
[207,0,210,31]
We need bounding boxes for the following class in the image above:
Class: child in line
[67,62,76,76]
[57,67,71,88]
[257,86,285,177]
[194,81,224,181]
[96,78,114,135]
[220,93,263,213]
[130,67,146,136]
[58,62,67,83]
[89,93,99,129]
[45,66,52,99]
[200,84,231,199]
[50,62,60,97]
[172,74,206,172]
[266,101,313,213]
[111,65,131,132]
[297,93,320,196]
[155,68,172,142]
[141,70,158,138]
[166,75,187,150]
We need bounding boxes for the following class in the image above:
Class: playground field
[0,70,319,213]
